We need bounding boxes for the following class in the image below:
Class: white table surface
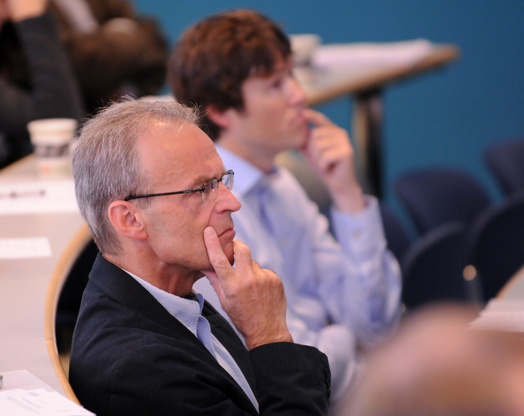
[0,156,84,394]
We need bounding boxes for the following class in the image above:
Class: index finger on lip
[203,227,232,276]
[303,108,332,126]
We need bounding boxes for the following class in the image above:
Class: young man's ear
[206,105,234,129]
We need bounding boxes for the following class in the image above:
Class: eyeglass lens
[202,171,234,201]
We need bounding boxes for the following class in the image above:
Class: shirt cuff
[330,195,386,253]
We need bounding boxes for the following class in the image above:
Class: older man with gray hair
[68,97,330,416]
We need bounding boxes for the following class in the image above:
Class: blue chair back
[379,203,412,264]
[466,192,524,301]
[394,167,492,235]
[484,138,524,196]
[401,222,468,310]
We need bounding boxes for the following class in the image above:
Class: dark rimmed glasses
[124,170,234,202]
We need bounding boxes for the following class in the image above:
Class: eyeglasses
[124,170,234,202]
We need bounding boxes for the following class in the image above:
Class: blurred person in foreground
[169,9,401,414]
[0,0,82,168]
[69,97,331,416]
[49,0,168,115]
[347,303,524,416]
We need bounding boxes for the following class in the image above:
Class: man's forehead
[272,55,293,71]
[249,53,292,78]
[139,121,212,155]
[138,122,224,183]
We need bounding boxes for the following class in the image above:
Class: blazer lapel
[88,254,209,350]
[89,254,257,395]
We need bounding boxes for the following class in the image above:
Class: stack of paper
[0,370,94,416]
[0,388,94,415]
[311,39,434,69]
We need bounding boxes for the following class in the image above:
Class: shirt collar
[216,144,279,196]
[123,268,203,337]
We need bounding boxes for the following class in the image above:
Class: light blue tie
[256,175,277,237]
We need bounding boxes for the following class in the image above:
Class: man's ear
[206,105,234,129]
[107,200,147,241]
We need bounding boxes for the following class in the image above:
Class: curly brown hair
[168,9,291,141]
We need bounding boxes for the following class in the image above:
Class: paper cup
[289,34,321,67]
[27,118,78,177]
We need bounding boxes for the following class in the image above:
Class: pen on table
[0,189,46,198]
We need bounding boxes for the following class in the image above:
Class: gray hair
[73,97,199,255]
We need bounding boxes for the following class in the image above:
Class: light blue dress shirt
[125,269,259,411]
[194,145,402,405]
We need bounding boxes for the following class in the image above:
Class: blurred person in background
[0,0,82,168]
[49,0,168,115]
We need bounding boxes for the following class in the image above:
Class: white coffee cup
[27,118,78,176]
[289,34,321,67]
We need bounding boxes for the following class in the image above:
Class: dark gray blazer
[69,254,331,415]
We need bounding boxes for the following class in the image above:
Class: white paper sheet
[0,237,52,259]
[0,370,94,415]
[0,180,78,215]
[311,39,434,69]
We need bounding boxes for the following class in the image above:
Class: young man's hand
[301,108,365,213]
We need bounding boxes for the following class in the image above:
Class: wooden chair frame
[44,223,92,404]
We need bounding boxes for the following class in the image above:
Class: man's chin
[292,130,310,151]
[223,243,235,265]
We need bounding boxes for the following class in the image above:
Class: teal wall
[134,1,524,223]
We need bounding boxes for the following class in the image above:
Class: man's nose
[287,76,307,107]
[217,182,241,213]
